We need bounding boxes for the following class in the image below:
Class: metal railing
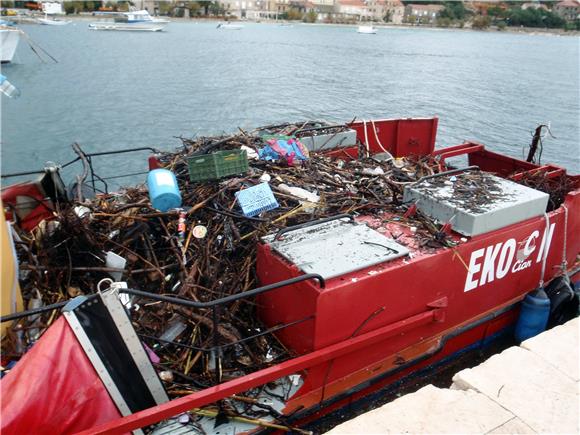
[2,146,159,195]
[1,273,325,384]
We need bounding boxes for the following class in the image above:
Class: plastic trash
[178,414,191,424]
[105,251,126,282]
[192,225,207,239]
[362,167,385,176]
[147,169,182,212]
[236,183,280,217]
[258,137,309,162]
[143,342,161,364]
[392,158,405,168]
[372,151,394,162]
[158,317,187,344]
[177,210,186,246]
[159,370,174,382]
[240,145,258,160]
[0,74,21,99]
[73,206,92,219]
[27,292,44,341]
[278,184,320,203]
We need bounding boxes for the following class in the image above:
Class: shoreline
[17,13,580,37]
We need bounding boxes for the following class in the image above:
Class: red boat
[1,117,578,434]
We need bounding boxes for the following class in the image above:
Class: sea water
[2,22,578,186]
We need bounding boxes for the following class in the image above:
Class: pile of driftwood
[509,170,577,212]
[3,129,451,397]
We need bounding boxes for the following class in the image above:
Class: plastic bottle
[514,287,551,342]
[147,169,182,212]
[177,210,186,247]
[0,74,20,99]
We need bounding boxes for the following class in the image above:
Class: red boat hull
[256,193,578,416]
[6,118,578,435]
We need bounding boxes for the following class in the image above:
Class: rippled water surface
[2,22,579,182]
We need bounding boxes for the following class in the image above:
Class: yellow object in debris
[1,201,23,337]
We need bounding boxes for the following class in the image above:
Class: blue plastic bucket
[147,169,182,212]
[514,288,550,342]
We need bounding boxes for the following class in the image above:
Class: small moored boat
[0,26,21,63]
[37,16,71,26]
[37,2,71,26]
[357,25,377,34]
[89,10,169,32]
[216,22,244,30]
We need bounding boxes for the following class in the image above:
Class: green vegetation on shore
[431,1,577,31]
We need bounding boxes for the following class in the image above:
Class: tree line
[435,1,575,31]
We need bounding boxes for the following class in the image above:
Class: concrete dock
[327,317,579,434]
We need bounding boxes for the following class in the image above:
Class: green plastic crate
[188,149,249,182]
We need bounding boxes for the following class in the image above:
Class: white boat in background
[89,10,168,32]
[125,10,169,24]
[216,23,243,30]
[37,16,71,26]
[38,2,71,25]
[89,22,165,32]
[357,25,377,34]
[0,26,21,63]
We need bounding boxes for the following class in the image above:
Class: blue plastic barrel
[147,169,182,212]
[514,288,550,342]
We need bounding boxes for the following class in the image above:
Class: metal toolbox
[403,170,549,237]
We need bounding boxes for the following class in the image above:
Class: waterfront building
[133,0,161,15]
[219,0,277,18]
[336,0,369,21]
[386,0,404,24]
[310,0,335,21]
[404,3,444,24]
[260,0,279,18]
[553,0,580,21]
[274,0,308,15]
[366,0,404,23]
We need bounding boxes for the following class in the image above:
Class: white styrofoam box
[403,171,549,237]
[297,128,357,152]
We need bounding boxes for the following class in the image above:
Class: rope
[363,120,370,157]
[539,212,550,288]
[561,204,568,274]
[18,29,58,63]
[370,119,390,156]
[8,222,20,314]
